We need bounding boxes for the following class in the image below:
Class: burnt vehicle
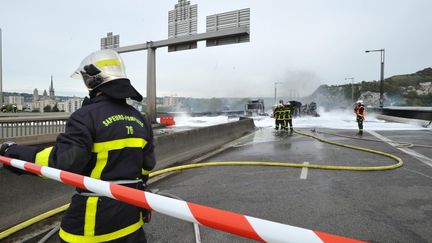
[244,99,267,116]
[287,101,320,117]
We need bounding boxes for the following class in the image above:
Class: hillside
[303,68,432,109]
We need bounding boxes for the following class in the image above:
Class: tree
[1,104,16,112]
[52,103,60,112]
[43,105,52,112]
[208,98,223,113]
[353,86,361,101]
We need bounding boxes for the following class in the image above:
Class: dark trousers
[285,119,293,131]
[275,120,283,130]
[357,118,363,135]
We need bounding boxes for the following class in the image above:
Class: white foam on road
[160,115,238,128]
[253,110,429,131]
[162,110,429,131]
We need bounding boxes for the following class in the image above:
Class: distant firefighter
[283,102,294,133]
[354,100,365,136]
[272,100,285,130]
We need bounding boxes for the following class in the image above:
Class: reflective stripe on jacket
[354,105,365,120]
[274,106,286,120]
[283,106,292,120]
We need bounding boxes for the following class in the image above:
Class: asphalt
[1,127,432,243]
[144,127,432,243]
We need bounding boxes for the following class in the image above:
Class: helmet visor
[70,49,127,89]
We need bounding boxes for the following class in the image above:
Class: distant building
[7,96,24,105]
[37,99,56,112]
[6,96,24,110]
[33,88,39,102]
[22,76,58,112]
[168,0,197,38]
[25,102,40,112]
[35,76,56,101]
[163,95,179,106]
[57,102,67,112]
[65,97,84,113]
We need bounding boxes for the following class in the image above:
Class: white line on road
[368,130,432,168]
[300,162,309,179]
[402,168,432,180]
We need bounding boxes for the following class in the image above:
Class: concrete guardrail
[0,118,256,170]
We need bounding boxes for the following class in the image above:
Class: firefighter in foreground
[0,49,155,242]
[283,102,294,133]
[354,100,365,136]
[272,100,285,130]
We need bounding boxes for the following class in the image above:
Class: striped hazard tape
[0,156,366,243]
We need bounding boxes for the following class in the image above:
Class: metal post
[365,48,385,108]
[380,49,385,109]
[345,77,354,103]
[147,44,157,124]
[274,82,282,104]
[0,28,3,108]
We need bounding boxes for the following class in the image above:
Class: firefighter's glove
[142,175,149,185]
[142,209,152,223]
[0,142,24,175]
[0,141,16,156]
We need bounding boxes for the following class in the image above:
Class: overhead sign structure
[100,32,120,50]
[168,0,198,52]
[110,1,251,123]
[206,8,250,47]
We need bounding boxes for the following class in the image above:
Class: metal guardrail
[0,114,69,139]
[369,107,432,121]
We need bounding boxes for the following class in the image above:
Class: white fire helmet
[71,49,128,90]
[357,100,363,105]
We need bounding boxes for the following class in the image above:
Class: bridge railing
[0,115,69,139]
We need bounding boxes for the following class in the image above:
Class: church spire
[49,74,55,100]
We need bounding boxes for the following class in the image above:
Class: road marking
[368,130,432,168]
[402,168,432,180]
[300,162,309,179]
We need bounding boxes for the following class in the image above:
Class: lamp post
[274,82,283,104]
[345,77,354,103]
[365,48,385,108]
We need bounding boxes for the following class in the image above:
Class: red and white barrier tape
[0,156,365,243]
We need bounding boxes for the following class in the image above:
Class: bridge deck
[1,126,432,242]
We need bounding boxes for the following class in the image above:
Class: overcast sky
[1,0,431,98]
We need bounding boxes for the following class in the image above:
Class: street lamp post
[365,48,385,108]
[345,77,354,103]
[274,82,283,104]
